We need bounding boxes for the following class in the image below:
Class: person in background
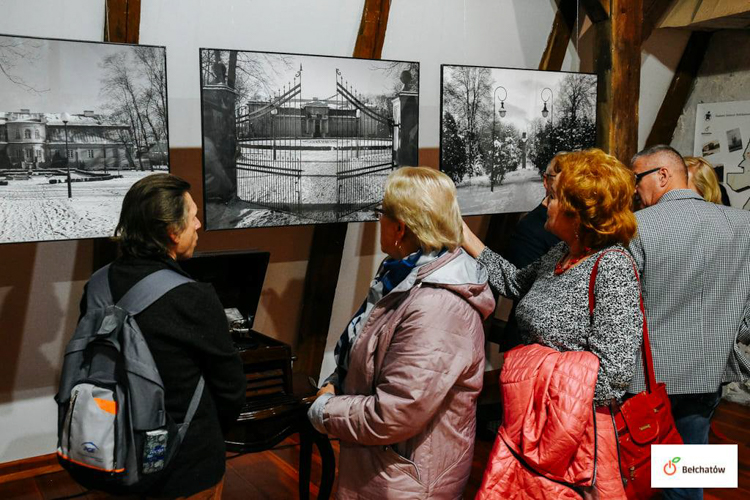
[630,144,750,500]
[466,149,642,499]
[83,174,246,499]
[684,155,729,205]
[308,166,495,499]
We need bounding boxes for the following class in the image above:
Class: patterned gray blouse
[479,242,643,405]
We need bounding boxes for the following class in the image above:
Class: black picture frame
[0,33,170,244]
[440,63,598,217]
[198,47,419,230]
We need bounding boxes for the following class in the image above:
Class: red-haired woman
[464,149,642,499]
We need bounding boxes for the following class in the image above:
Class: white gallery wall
[0,0,687,463]
[0,0,105,464]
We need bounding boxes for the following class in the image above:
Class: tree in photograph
[529,120,556,176]
[101,52,148,171]
[443,67,493,172]
[528,75,597,176]
[557,73,596,126]
[133,46,168,145]
[202,51,296,111]
[486,121,521,191]
[0,37,49,94]
[375,61,419,94]
[441,112,468,184]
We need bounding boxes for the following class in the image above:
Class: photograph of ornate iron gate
[235,68,302,213]
[201,49,419,230]
[335,69,396,218]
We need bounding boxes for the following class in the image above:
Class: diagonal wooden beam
[539,0,578,71]
[642,0,673,43]
[580,0,610,23]
[104,0,141,44]
[645,31,712,148]
[353,0,392,59]
[294,0,393,381]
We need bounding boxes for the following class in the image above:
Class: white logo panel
[651,445,737,489]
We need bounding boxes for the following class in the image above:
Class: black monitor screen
[180,250,270,329]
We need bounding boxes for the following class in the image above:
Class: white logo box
[651,445,738,489]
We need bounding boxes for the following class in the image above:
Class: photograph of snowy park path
[441,65,597,216]
[0,171,159,243]
[200,49,419,230]
[0,34,169,244]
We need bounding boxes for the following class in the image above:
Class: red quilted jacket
[477,343,601,499]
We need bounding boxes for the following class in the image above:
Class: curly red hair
[555,148,637,249]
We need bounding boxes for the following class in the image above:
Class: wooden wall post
[592,0,643,163]
[294,0,392,380]
[104,0,141,44]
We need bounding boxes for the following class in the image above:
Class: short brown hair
[115,174,191,259]
[556,149,637,249]
[382,167,463,253]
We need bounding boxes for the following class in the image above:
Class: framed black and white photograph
[727,127,743,153]
[0,34,169,244]
[200,48,419,229]
[703,139,721,157]
[440,64,597,216]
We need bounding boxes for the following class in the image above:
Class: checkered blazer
[628,189,750,395]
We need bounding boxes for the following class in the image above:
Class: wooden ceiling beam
[539,0,578,71]
[594,0,643,163]
[104,0,141,44]
[294,0,393,381]
[645,31,712,147]
[642,0,673,42]
[353,0,392,59]
[580,0,610,24]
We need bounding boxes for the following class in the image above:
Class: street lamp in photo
[270,107,278,161]
[61,112,72,199]
[541,87,554,127]
[492,85,508,141]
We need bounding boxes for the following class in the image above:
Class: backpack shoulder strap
[86,264,114,309]
[116,268,194,315]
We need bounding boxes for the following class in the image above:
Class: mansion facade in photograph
[0,110,134,171]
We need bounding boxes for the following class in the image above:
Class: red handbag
[589,250,683,500]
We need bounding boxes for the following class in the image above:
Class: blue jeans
[661,389,722,500]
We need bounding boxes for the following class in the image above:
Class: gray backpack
[55,264,205,494]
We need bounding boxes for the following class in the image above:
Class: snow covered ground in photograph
[0,171,157,244]
[456,169,544,215]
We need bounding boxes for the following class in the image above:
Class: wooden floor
[1,400,748,499]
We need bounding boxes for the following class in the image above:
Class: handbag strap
[587,249,657,392]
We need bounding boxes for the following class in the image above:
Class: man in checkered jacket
[628,144,750,500]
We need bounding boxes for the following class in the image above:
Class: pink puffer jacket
[322,248,495,499]
[477,343,600,499]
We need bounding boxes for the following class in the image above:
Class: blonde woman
[685,156,724,204]
[308,166,495,499]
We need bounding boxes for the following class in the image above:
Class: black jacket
[80,256,245,497]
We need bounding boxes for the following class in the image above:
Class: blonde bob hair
[381,166,463,253]
[555,148,637,249]
[684,156,722,204]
